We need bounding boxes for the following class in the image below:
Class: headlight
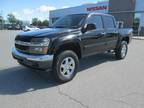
[29,38,50,54]
[31,38,50,47]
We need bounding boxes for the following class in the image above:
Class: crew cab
[12,13,132,83]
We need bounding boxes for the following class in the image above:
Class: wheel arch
[53,41,82,59]
[122,36,130,44]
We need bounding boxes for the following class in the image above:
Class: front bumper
[12,48,54,70]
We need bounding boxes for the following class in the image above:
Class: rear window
[103,16,115,29]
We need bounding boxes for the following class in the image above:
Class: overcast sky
[0,0,106,21]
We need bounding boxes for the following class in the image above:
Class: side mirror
[81,23,96,33]
[116,21,124,29]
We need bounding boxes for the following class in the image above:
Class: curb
[132,37,144,40]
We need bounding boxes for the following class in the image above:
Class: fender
[48,33,83,55]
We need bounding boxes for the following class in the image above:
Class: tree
[7,13,17,24]
[0,16,3,24]
[16,20,23,25]
[37,20,42,27]
[32,18,38,26]
[0,16,4,29]
[42,20,49,26]
[32,18,49,27]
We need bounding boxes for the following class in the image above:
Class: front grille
[15,44,29,54]
[15,35,32,54]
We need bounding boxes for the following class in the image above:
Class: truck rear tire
[53,50,79,83]
[115,41,128,60]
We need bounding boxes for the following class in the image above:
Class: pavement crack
[120,92,144,98]
[103,98,133,108]
[57,86,89,108]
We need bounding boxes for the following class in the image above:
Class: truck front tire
[115,41,128,60]
[53,50,79,83]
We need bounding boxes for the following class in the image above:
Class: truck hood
[17,28,77,38]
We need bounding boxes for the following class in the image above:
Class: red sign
[87,6,108,11]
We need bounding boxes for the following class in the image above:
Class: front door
[81,15,106,57]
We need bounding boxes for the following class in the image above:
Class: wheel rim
[121,44,127,58]
[60,57,75,78]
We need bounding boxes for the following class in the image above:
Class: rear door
[81,15,106,57]
[102,15,119,50]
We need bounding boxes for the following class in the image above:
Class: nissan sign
[87,6,108,11]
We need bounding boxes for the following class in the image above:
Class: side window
[103,16,115,29]
[86,15,103,29]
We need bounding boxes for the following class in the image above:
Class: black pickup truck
[12,13,132,82]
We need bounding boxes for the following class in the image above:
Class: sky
[0,0,104,22]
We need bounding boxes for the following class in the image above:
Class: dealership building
[50,0,144,35]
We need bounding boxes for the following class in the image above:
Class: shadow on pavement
[0,53,116,95]
[79,53,116,71]
[0,66,59,95]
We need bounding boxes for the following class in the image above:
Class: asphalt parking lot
[0,30,144,108]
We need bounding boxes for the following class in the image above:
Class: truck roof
[66,13,114,17]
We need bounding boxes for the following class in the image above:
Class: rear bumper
[12,48,54,70]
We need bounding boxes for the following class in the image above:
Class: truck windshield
[51,14,87,29]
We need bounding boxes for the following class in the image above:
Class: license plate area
[23,59,35,66]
